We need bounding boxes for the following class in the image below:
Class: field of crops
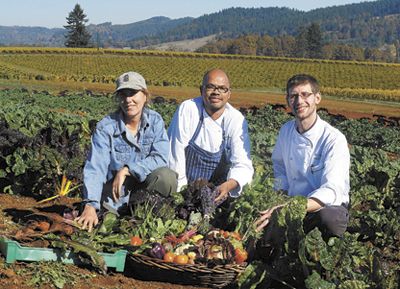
[1,47,400,102]
[0,88,399,288]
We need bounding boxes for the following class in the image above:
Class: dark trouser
[100,167,177,214]
[125,167,178,197]
[303,205,349,238]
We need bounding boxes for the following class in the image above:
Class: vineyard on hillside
[1,47,400,102]
[0,89,399,288]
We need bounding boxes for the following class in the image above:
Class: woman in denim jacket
[76,71,177,232]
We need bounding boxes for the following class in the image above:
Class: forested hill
[0,26,65,46]
[130,0,400,48]
[0,0,399,48]
[88,16,193,48]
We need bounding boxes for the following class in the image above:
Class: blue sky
[0,0,370,28]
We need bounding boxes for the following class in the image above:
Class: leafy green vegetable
[305,271,335,289]
[51,239,107,275]
[17,261,91,289]
[237,261,268,289]
[97,212,118,234]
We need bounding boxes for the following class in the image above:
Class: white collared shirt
[168,96,254,196]
[272,116,350,206]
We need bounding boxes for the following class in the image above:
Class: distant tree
[280,35,296,57]
[365,47,384,62]
[257,35,275,56]
[322,44,335,59]
[307,22,323,59]
[64,4,91,47]
[331,44,364,61]
[236,35,258,55]
[394,39,400,62]
[380,44,397,62]
[294,26,308,58]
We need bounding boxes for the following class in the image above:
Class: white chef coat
[272,116,350,206]
[168,96,254,196]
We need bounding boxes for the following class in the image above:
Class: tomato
[234,248,248,264]
[130,236,143,246]
[174,254,189,265]
[163,251,175,263]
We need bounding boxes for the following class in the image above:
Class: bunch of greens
[16,261,92,289]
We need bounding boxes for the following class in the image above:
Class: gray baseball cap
[115,71,147,93]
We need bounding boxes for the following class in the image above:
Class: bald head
[201,68,231,119]
[202,69,230,88]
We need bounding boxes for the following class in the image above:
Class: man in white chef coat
[168,68,254,204]
[256,74,350,238]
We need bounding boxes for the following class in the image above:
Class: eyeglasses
[287,91,314,102]
[204,83,230,93]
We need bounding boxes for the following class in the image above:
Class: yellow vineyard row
[0,47,399,102]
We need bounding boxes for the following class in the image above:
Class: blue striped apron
[185,109,230,185]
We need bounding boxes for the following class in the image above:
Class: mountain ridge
[0,0,399,49]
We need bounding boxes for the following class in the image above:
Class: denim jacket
[83,108,169,209]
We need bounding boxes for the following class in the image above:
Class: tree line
[197,23,399,63]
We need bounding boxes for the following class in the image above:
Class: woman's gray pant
[100,167,178,214]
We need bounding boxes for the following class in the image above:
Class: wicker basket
[127,253,246,288]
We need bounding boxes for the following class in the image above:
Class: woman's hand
[112,166,130,202]
[254,204,285,232]
[75,204,98,232]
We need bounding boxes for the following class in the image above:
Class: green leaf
[338,280,369,289]
[53,278,66,289]
[96,234,130,246]
[52,239,107,275]
[304,228,336,271]
[237,261,268,289]
[305,271,335,289]
[97,212,118,234]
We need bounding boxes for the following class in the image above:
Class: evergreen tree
[307,22,323,59]
[294,26,308,58]
[64,4,91,47]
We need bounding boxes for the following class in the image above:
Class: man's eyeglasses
[204,83,230,93]
[287,91,314,102]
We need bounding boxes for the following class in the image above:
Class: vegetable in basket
[148,242,165,259]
